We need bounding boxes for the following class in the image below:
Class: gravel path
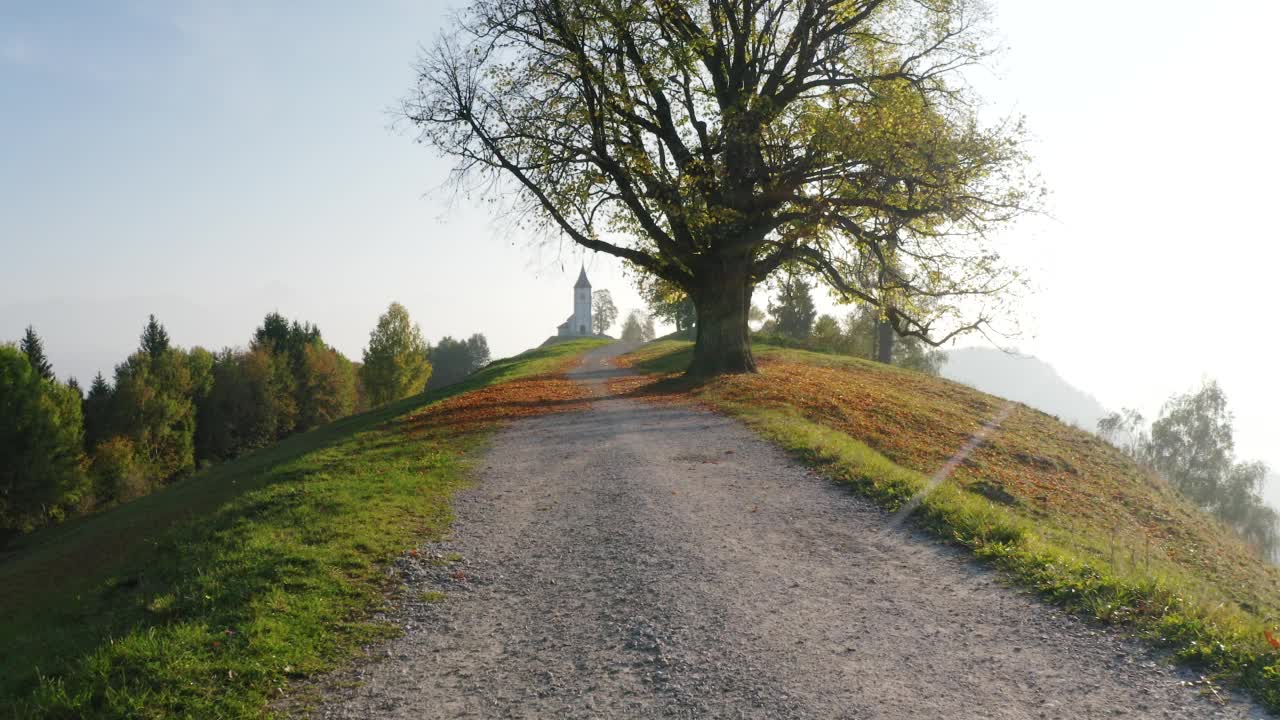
[312,344,1265,719]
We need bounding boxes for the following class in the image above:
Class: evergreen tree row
[1,303,490,544]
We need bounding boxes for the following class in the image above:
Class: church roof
[574,265,591,289]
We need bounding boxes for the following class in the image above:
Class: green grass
[622,340,1280,711]
[0,338,607,719]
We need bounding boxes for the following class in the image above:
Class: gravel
[306,344,1266,719]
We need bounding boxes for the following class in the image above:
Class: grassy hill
[0,338,607,719]
[617,340,1280,710]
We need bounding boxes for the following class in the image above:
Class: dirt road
[313,344,1262,719]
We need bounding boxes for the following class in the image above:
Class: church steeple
[573,265,593,335]
[556,264,595,337]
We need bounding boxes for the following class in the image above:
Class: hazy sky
[1,2,1276,479]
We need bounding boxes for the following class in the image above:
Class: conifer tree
[140,315,171,360]
[768,275,817,340]
[19,326,54,381]
[83,372,114,453]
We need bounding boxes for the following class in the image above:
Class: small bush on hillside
[90,436,152,504]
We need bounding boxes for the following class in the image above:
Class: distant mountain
[941,347,1110,431]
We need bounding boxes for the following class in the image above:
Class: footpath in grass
[616,340,1280,711]
[0,338,606,719]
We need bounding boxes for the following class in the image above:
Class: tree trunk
[876,319,894,365]
[687,261,757,376]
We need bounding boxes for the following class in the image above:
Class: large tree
[410,0,1034,375]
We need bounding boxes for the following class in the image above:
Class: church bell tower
[574,265,592,335]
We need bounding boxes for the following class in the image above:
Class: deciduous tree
[107,318,200,483]
[109,348,198,483]
[361,302,432,406]
[1096,408,1148,460]
[812,314,842,351]
[1143,380,1278,556]
[1148,380,1235,509]
[465,333,491,370]
[410,0,1035,375]
[592,290,619,335]
[427,334,492,390]
[620,314,645,343]
[620,310,656,342]
[90,436,148,505]
[640,277,696,333]
[297,343,357,429]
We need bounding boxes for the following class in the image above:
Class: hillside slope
[309,342,1263,718]
[942,346,1110,431]
[619,341,1280,709]
[0,338,608,718]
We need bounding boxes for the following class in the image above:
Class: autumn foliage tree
[410,0,1035,375]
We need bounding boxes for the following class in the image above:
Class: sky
[1,2,1276,487]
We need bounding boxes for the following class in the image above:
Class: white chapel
[556,266,593,337]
